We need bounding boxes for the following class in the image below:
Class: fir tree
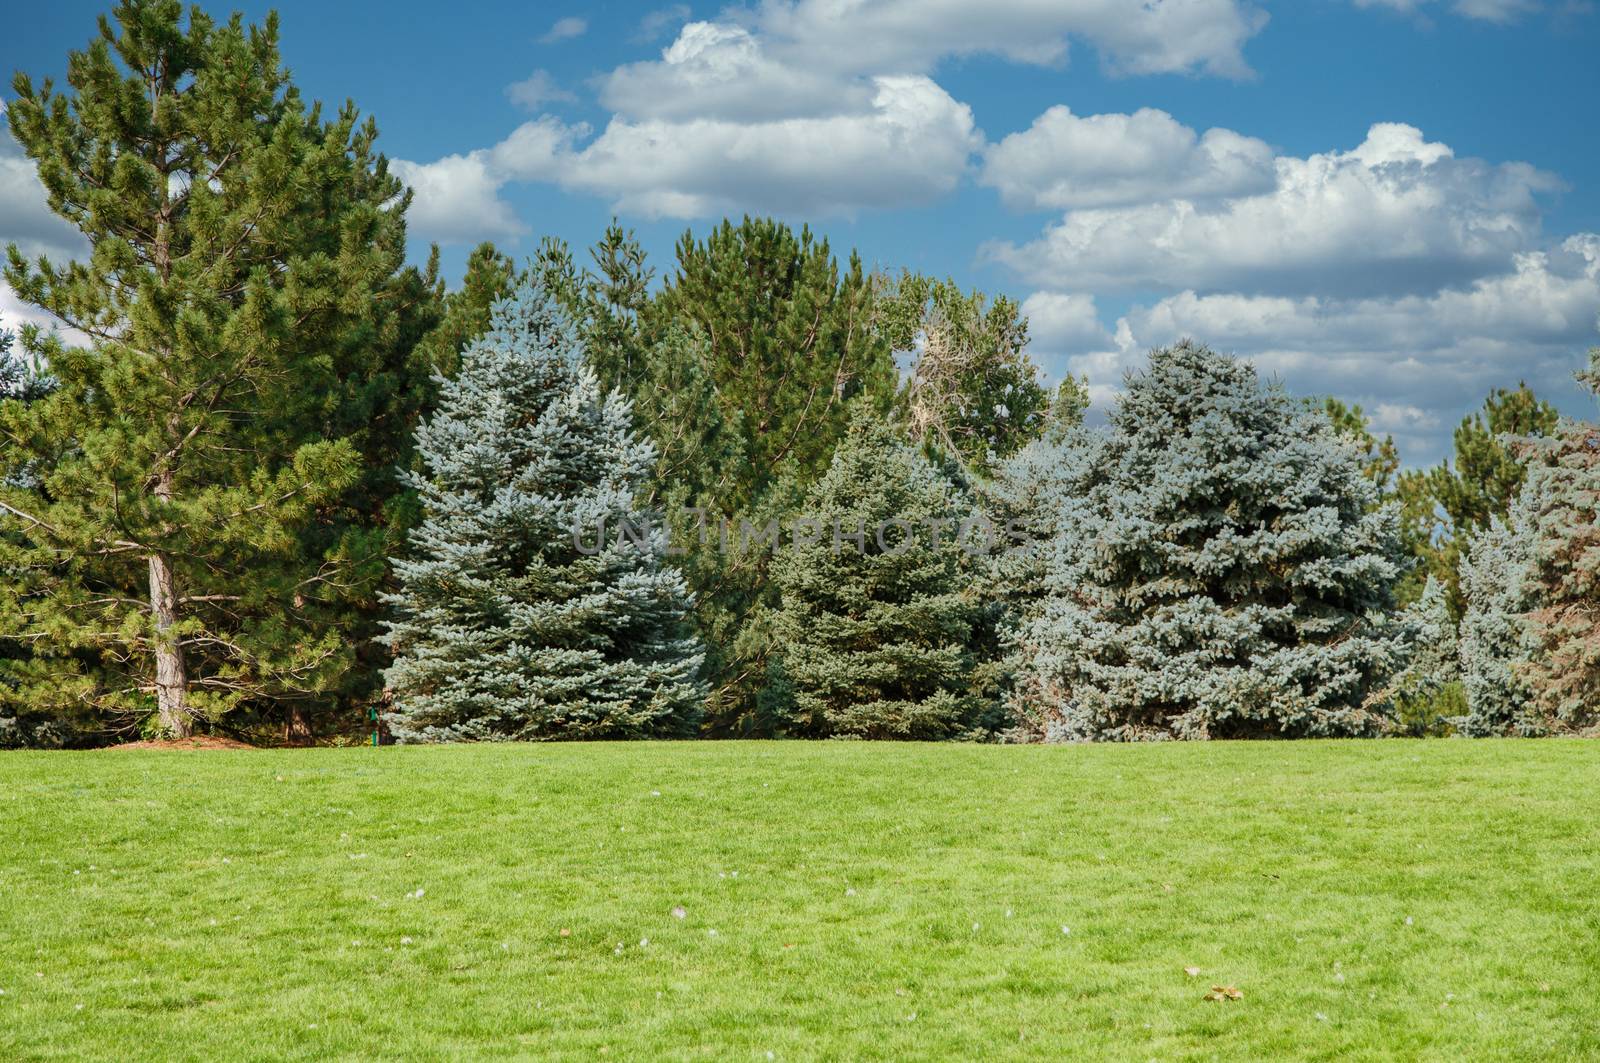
[0,2,439,739]
[380,280,704,742]
[768,414,987,739]
[530,227,749,731]
[1020,342,1411,741]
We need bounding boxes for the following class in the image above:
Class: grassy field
[0,741,1596,1061]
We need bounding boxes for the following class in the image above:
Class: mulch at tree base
[108,735,256,751]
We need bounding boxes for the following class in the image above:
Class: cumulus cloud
[399,2,1274,239]
[391,152,530,244]
[601,21,871,122]
[538,16,587,44]
[985,123,1564,298]
[745,0,1269,79]
[1020,292,1113,351]
[1025,235,1600,461]
[1,114,89,339]
[981,106,1275,211]
[1,123,84,261]
[397,75,979,239]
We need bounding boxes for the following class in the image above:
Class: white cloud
[1353,0,1543,22]
[538,16,587,44]
[504,70,575,110]
[981,105,1276,211]
[397,76,979,238]
[1,123,85,261]
[391,153,530,244]
[1026,235,1600,461]
[746,0,1269,79]
[1,114,90,340]
[601,21,869,122]
[1020,291,1113,351]
[985,123,1564,298]
[401,2,1273,239]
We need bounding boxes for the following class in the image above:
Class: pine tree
[1321,399,1401,498]
[380,279,704,742]
[0,320,75,748]
[0,2,439,739]
[1398,384,1559,615]
[656,218,896,499]
[1019,341,1411,740]
[1454,494,1543,736]
[649,218,898,730]
[413,242,518,378]
[768,413,987,739]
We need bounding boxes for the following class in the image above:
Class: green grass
[1,741,1597,1061]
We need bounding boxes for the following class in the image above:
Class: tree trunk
[148,550,191,737]
[148,462,191,737]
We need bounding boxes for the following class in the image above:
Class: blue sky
[5,0,1600,462]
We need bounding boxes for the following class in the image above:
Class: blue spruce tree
[1454,492,1543,736]
[381,281,704,741]
[1389,575,1465,736]
[1020,341,1411,740]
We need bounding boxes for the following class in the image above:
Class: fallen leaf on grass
[558,928,571,938]
[1204,985,1243,1002]
[1184,966,1201,977]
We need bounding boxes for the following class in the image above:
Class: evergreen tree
[1398,384,1559,614]
[1043,375,1091,445]
[530,226,748,729]
[1321,399,1401,497]
[1389,576,1465,736]
[1020,342,1411,740]
[0,2,439,739]
[649,217,898,730]
[381,280,704,742]
[981,435,1099,738]
[768,414,987,739]
[655,217,896,500]
[1518,349,1600,733]
[1454,494,1543,736]
[0,319,76,748]
[1320,398,1432,604]
[413,242,517,378]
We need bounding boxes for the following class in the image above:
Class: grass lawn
[1,740,1596,1061]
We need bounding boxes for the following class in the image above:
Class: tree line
[1,1,1595,746]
